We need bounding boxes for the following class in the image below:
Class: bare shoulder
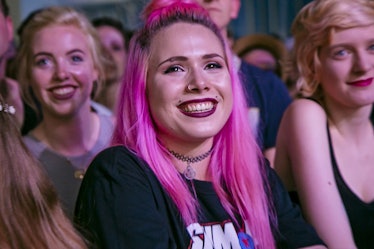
[276,98,336,192]
[281,98,327,130]
[275,98,329,189]
[285,98,325,117]
[277,98,330,167]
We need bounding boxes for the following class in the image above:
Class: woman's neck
[163,138,214,181]
[32,109,100,157]
[327,102,373,145]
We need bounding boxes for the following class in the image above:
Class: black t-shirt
[75,146,324,249]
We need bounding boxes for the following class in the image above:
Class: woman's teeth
[183,102,214,113]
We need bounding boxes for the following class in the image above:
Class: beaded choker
[168,148,213,180]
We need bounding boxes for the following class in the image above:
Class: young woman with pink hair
[75,1,325,248]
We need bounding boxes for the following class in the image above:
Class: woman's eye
[164,65,183,74]
[332,49,349,58]
[111,44,124,52]
[205,62,223,70]
[368,44,374,52]
[35,58,50,67]
[71,55,83,63]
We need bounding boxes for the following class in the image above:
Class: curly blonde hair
[291,0,374,99]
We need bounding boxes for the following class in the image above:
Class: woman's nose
[54,61,69,81]
[186,69,210,92]
[353,51,373,74]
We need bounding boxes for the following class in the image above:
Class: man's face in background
[194,0,240,33]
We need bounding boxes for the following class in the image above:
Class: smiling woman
[274,0,374,248]
[15,6,114,219]
[147,22,233,146]
[30,25,98,114]
[74,1,326,249]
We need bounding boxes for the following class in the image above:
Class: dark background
[11,0,314,43]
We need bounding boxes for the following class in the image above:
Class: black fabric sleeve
[266,165,326,249]
[74,146,176,249]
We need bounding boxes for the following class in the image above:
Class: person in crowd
[16,6,114,219]
[75,1,326,249]
[274,0,374,248]
[0,6,94,246]
[233,33,288,82]
[0,93,88,249]
[0,0,11,67]
[15,8,113,136]
[0,0,24,128]
[194,0,292,167]
[92,17,132,111]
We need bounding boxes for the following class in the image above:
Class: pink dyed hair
[112,1,276,248]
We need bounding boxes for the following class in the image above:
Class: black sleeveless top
[327,126,374,249]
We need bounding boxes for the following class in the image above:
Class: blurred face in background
[242,48,277,72]
[194,0,240,35]
[96,25,127,80]
[0,6,13,76]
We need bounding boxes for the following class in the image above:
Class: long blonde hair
[0,93,87,248]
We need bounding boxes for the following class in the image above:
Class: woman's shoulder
[287,98,325,113]
[86,145,149,178]
[93,145,142,165]
[94,145,132,158]
[282,98,327,126]
[277,98,329,154]
[23,133,47,158]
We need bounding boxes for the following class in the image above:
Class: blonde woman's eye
[71,55,83,62]
[368,44,374,51]
[332,49,349,59]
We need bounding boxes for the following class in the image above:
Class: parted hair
[0,93,87,249]
[291,0,374,98]
[112,0,276,248]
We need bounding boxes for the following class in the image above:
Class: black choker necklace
[168,148,213,180]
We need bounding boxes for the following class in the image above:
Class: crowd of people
[0,0,373,248]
